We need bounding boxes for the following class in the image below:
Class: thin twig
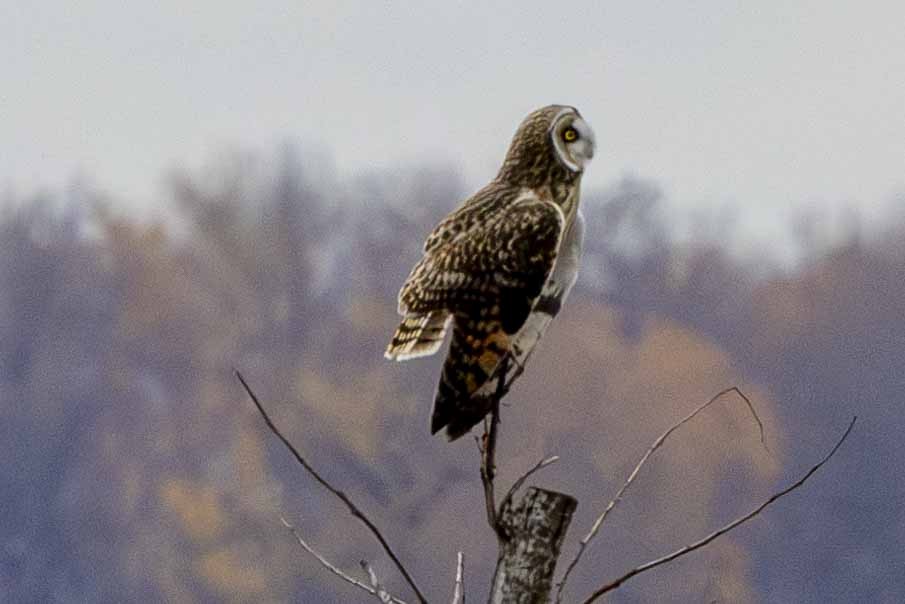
[580,416,857,604]
[451,551,465,604]
[279,516,407,604]
[556,386,764,601]
[236,371,427,604]
[361,560,394,603]
[499,455,560,515]
[479,355,510,540]
[480,398,502,538]
[732,386,769,452]
[480,355,559,541]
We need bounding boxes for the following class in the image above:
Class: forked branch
[478,354,561,543]
[236,371,427,604]
[279,516,407,604]
[477,355,514,540]
[556,386,766,601]
[361,560,396,604]
[579,416,857,603]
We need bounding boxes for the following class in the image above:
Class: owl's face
[550,108,596,172]
[498,105,596,186]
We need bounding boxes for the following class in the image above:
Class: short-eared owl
[386,105,595,440]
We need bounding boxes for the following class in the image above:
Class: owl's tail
[431,314,509,440]
[385,312,450,361]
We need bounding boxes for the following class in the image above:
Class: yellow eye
[563,127,578,142]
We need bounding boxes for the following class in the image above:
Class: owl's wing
[395,193,564,439]
[398,193,563,320]
[421,182,503,254]
[386,190,561,361]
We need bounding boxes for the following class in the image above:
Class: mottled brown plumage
[386,104,596,440]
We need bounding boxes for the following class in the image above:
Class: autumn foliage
[1,148,901,602]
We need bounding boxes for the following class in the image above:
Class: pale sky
[3,2,904,233]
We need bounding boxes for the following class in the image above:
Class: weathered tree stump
[490,487,577,604]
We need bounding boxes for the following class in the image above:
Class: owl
[385,105,596,440]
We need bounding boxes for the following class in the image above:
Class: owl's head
[498,105,596,185]
[549,106,596,172]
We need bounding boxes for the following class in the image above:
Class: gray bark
[489,487,577,604]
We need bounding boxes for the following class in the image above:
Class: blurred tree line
[2,145,904,602]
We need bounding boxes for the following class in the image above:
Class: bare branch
[479,398,503,539]
[580,416,857,604]
[479,354,513,540]
[451,551,465,604]
[556,386,764,601]
[236,371,427,604]
[732,387,769,452]
[279,516,407,604]
[361,560,395,604]
[500,455,560,515]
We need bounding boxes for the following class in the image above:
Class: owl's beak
[575,139,595,166]
[574,119,596,164]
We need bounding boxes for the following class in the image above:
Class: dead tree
[237,371,855,603]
